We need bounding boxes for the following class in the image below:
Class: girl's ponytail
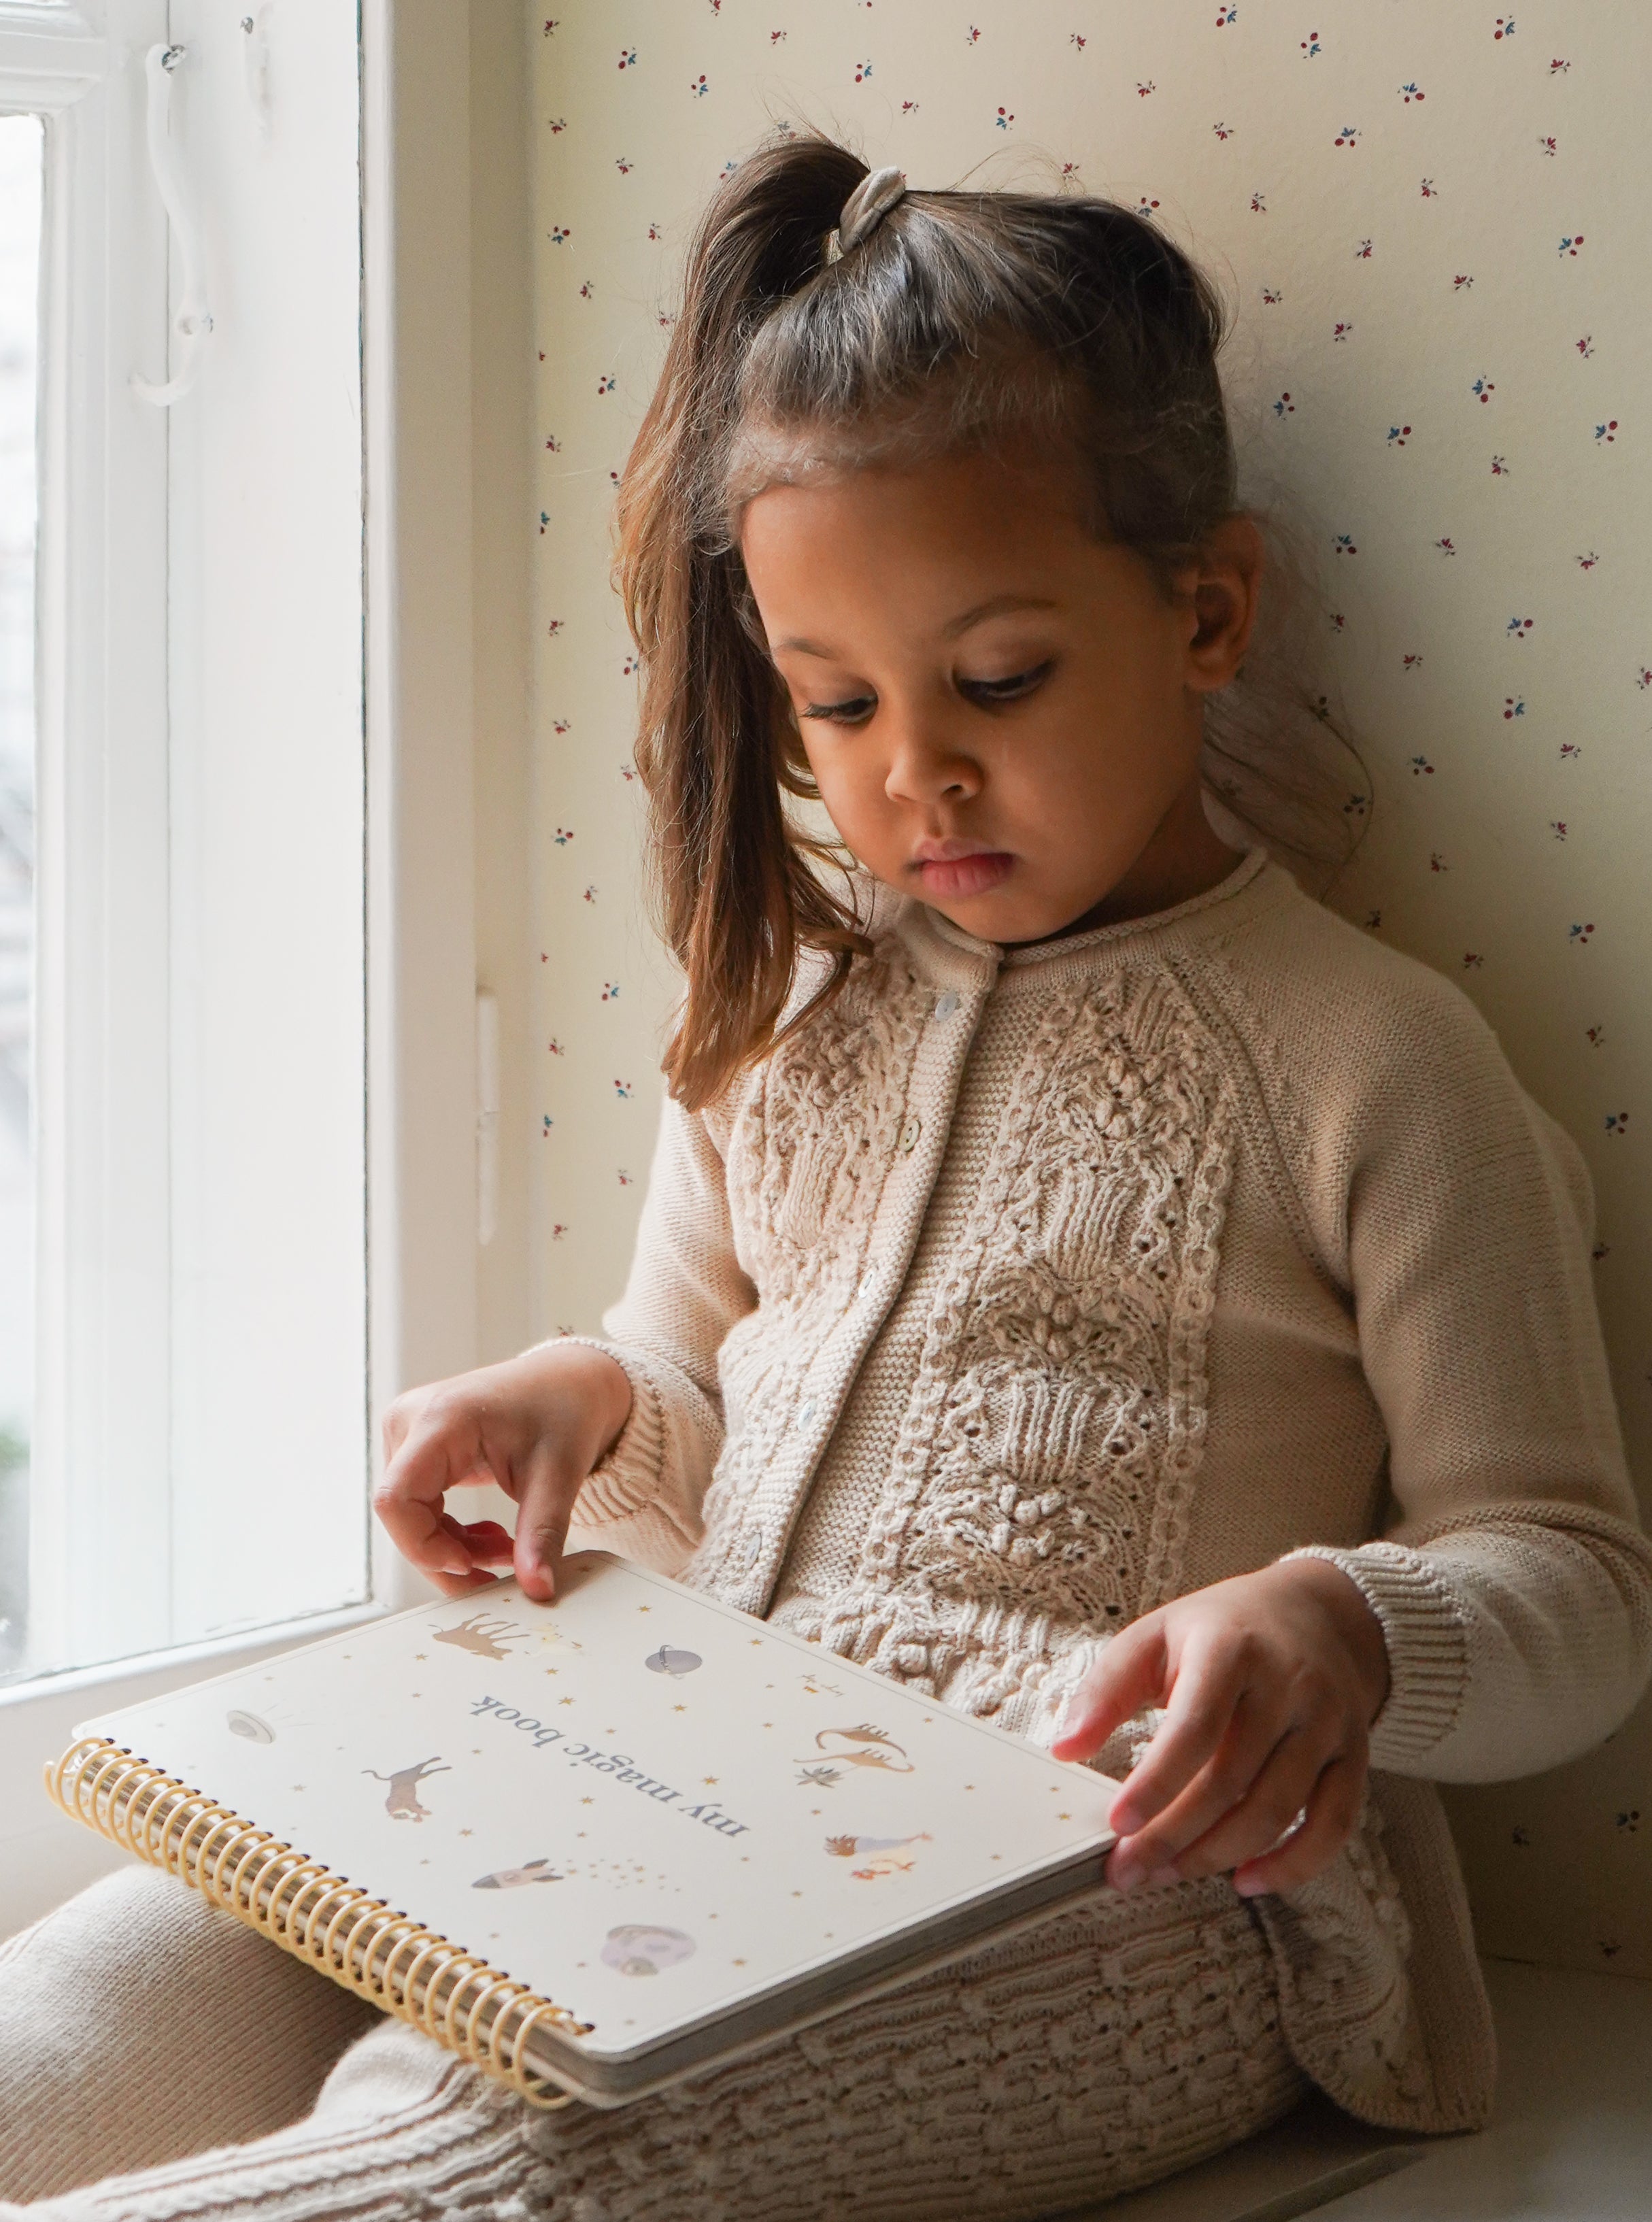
[616,140,877,1114]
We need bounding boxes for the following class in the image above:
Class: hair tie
[824,166,907,265]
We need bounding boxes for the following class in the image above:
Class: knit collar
[917,844,1274,968]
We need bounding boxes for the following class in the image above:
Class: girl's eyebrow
[773,594,1058,660]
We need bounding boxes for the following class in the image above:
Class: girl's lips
[915,852,1013,899]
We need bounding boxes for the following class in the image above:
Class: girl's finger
[512,1451,585,1602]
[373,1416,482,1579]
[1049,1618,1168,1764]
[1102,1640,1247,1840]
[1232,1751,1367,1897]
[1156,1723,1338,1883]
[1107,1688,1294,1878]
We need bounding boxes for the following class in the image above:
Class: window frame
[0,0,486,1939]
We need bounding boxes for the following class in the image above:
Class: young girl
[3,137,1649,2222]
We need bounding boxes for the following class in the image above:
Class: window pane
[0,115,41,1683]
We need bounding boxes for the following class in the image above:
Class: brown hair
[616,133,1362,1111]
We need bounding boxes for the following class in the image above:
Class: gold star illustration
[638,1605,652,1613]
[792,1890,803,1898]
[414,1653,427,1661]
[545,1667,559,1675]
[733,1957,747,1966]
[560,1697,575,1706]
[673,1704,687,1713]
[702,1776,719,1785]
[581,1798,594,1806]
[1058,1813,1071,1821]
[460,1828,474,1837]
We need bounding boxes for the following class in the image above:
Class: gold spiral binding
[44,1736,590,2109]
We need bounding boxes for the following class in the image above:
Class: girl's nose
[881,711,983,806]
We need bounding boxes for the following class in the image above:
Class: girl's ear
[1184,515,1265,693]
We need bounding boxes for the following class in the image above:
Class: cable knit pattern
[0,1872,1307,2222]
[560,849,1652,2140]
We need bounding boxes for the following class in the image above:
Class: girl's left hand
[1050,1558,1392,1899]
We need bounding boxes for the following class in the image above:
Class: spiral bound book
[47,1551,1119,2109]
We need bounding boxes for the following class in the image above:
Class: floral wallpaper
[530,3,1652,1979]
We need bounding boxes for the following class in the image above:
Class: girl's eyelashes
[800,693,877,726]
[959,658,1056,705]
[797,659,1056,726]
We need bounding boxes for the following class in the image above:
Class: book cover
[60,1553,1119,2100]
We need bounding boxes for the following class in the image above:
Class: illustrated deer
[363,1757,451,1821]
[431,1614,529,1662]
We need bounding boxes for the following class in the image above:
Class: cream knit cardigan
[561,847,1652,2136]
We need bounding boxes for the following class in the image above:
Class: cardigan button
[932,990,960,1020]
[799,1399,815,1424]
[739,1531,762,1571]
[898,1116,922,1154]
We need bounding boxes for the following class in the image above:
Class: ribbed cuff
[530,1335,668,1523]
[1281,1542,1470,1771]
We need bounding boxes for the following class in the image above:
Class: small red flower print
[1333,533,1357,555]
[1504,696,1524,718]
[547,1037,565,1055]
[1301,31,1323,58]
[1558,234,1585,256]
[1251,191,1268,213]
[1471,377,1495,403]
[1387,423,1411,447]
[1332,320,1354,341]
[618,46,637,69]
[553,826,573,845]
[996,106,1015,127]
[547,619,564,637]
[1538,136,1557,156]
[1402,652,1423,671]
[1587,1026,1606,1047]
[1328,611,1345,630]
[1421,178,1440,197]
[1494,16,1515,39]
[542,1115,554,1136]
[1551,822,1567,840]
[1410,755,1434,775]
[1216,5,1238,23]
[902,100,920,116]
[1560,741,1583,759]
[1134,197,1160,216]
[1343,792,1367,816]
[1070,33,1086,50]
[1366,909,1383,930]
[1136,80,1156,97]
[1549,56,1570,74]
[1507,616,1534,639]
[615,156,633,174]
[965,25,981,43]
[1398,82,1424,102]
[1430,852,1449,872]
[548,116,567,133]
[1436,536,1456,556]
[1261,286,1282,303]
[613,1079,633,1098]
[1568,922,1594,944]
[1273,392,1295,417]
[1354,239,1372,258]
[1490,454,1511,475]
[854,59,872,83]
[1606,1113,1630,1135]
[1577,335,1595,358]
[1333,124,1360,148]
[1595,420,1619,443]
[1213,120,1234,140]
[1577,551,1601,569]
[584,885,598,904]
[1463,953,1483,969]
[690,73,708,97]
[1453,273,1474,291]
[549,226,571,246]
[543,18,559,33]
[601,980,620,1001]
[596,375,615,394]
[617,1168,634,1185]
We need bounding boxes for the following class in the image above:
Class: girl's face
[739,446,1264,945]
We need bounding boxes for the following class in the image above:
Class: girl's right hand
[373,1342,633,1604]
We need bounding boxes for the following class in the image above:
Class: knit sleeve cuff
[1281,1542,1470,1771]
[532,1335,669,1524]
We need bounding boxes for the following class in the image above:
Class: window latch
[131,44,214,407]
